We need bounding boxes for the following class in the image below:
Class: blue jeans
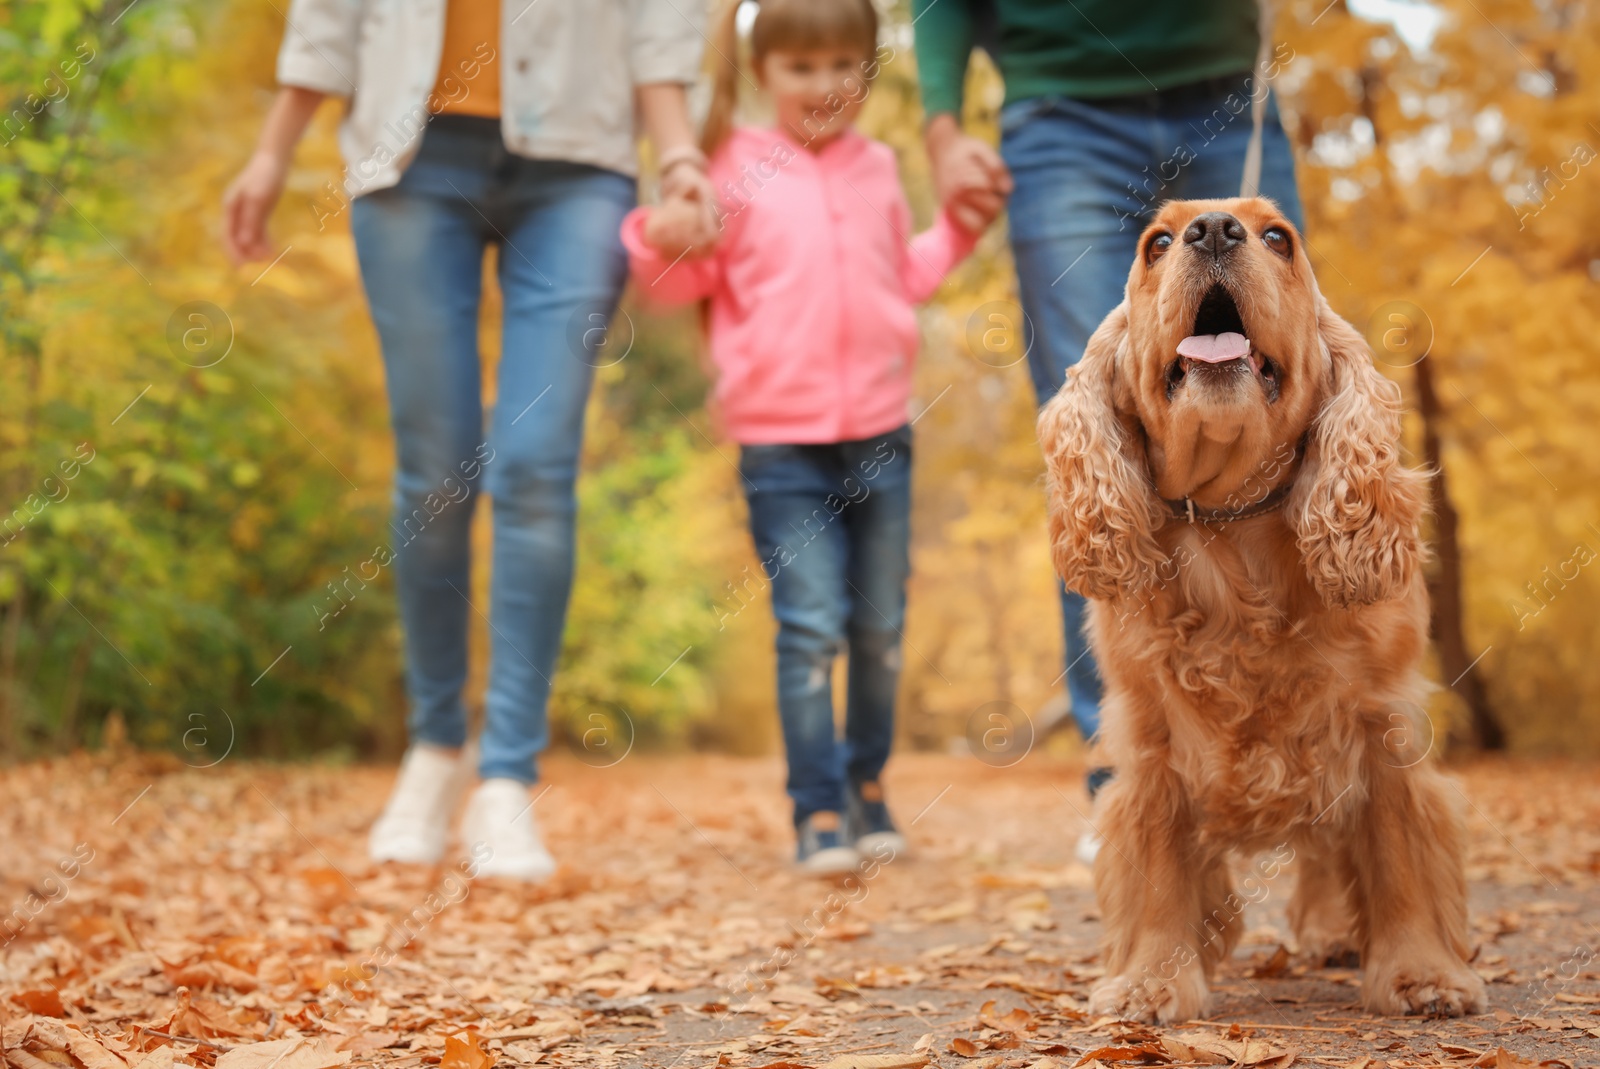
[350,115,635,784]
[740,426,913,824]
[1001,76,1304,757]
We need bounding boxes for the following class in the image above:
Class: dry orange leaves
[3,756,1599,1069]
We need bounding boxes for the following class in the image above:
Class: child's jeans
[739,425,913,824]
[349,115,634,784]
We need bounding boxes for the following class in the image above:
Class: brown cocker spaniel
[1037,197,1484,1022]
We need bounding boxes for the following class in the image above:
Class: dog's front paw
[1090,970,1208,1024]
[1365,959,1486,1017]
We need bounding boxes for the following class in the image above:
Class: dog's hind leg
[1087,765,1219,1024]
[1189,853,1248,977]
[1349,759,1485,1017]
[1288,837,1360,966]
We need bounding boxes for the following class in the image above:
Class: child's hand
[950,178,1008,234]
[643,195,719,258]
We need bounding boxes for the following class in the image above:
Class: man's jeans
[350,115,635,784]
[739,426,913,824]
[1001,77,1305,764]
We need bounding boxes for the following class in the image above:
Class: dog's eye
[1146,232,1173,266]
[1262,227,1292,257]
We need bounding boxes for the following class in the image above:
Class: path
[2,754,1598,1068]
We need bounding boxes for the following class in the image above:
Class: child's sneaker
[796,811,860,875]
[1075,830,1102,866]
[845,779,908,860]
[369,742,474,864]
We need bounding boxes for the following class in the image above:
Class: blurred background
[1,0,1595,766]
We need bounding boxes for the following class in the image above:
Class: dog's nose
[1183,212,1247,258]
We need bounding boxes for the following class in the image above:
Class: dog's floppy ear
[1289,296,1429,608]
[1037,302,1167,601]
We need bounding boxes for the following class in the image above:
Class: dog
[1036,197,1484,1023]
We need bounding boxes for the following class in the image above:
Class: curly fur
[1036,198,1482,1024]
[1290,297,1430,607]
[1040,305,1168,601]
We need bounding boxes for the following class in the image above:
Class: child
[621,0,998,873]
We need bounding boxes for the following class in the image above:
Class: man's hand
[926,112,1012,234]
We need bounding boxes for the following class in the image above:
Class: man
[912,0,1305,860]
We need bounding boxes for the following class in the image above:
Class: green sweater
[911,0,1262,114]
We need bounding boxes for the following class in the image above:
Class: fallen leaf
[11,989,66,1017]
[128,1048,176,1069]
[1249,944,1292,978]
[441,1031,497,1069]
[818,1056,929,1069]
[1156,1032,1293,1068]
[977,1000,1035,1035]
[164,960,260,993]
[10,1050,70,1069]
[1471,1050,1548,1069]
[160,989,258,1040]
[62,1030,130,1069]
[949,1038,980,1057]
[1072,1046,1169,1066]
[1439,1044,1485,1057]
[1160,1035,1229,1065]
[336,1031,401,1053]
[214,1038,351,1069]
[918,900,977,923]
[128,1049,175,1069]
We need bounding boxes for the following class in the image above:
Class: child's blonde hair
[700,0,881,158]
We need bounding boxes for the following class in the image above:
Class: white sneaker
[1075,830,1102,867]
[369,742,474,864]
[459,779,557,882]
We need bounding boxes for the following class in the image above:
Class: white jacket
[276,0,706,196]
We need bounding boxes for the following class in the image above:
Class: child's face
[758,45,872,149]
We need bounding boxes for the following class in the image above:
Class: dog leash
[1162,480,1294,526]
[1240,0,1275,197]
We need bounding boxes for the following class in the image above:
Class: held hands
[642,158,721,258]
[643,197,717,258]
[926,114,1011,234]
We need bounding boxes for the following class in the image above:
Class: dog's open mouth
[1165,285,1280,400]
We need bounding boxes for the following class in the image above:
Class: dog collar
[1162,480,1295,525]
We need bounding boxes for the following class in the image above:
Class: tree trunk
[1414,355,1505,751]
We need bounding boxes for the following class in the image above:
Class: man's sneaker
[459,778,557,882]
[369,742,474,864]
[845,779,908,860]
[796,811,860,875]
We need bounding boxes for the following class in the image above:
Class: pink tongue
[1177,332,1250,363]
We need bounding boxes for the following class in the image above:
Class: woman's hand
[635,82,721,254]
[223,151,291,264]
[221,86,325,265]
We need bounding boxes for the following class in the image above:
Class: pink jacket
[621,126,978,445]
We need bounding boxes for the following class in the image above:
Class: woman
[222,0,714,880]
